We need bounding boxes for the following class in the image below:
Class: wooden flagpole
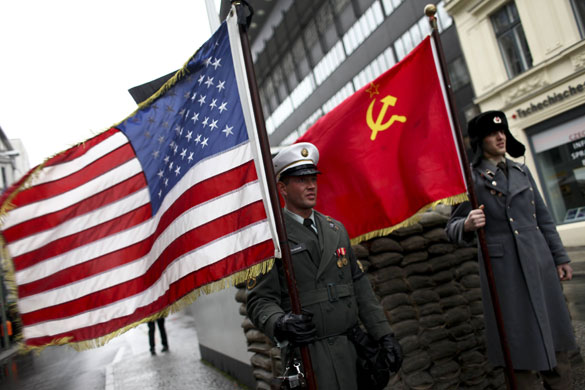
[232,2,318,389]
[424,5,517,389]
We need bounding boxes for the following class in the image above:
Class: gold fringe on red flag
[349,192,468,245]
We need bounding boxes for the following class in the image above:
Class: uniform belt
[283,283,354,308]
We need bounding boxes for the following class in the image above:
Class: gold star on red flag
[365,83,380,98]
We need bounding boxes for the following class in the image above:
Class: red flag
[298,36,466,243]
[0,15,279,349]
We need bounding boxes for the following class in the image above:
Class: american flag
[0,16,279,348]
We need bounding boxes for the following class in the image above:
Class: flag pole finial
[424,4,438,30]
[424,3,436,16]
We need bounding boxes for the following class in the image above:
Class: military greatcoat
[246,210,392,389]
[446,159,577,370]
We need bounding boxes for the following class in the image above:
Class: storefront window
[531,115,585,224]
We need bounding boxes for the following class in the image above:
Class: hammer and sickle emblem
[366,95,407,140]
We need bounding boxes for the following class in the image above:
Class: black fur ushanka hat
[467,110,525,164]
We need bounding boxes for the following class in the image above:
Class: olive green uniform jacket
[247,210,392,389]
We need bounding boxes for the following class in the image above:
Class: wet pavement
[0,312,246,390]
[1,248,585,389]
[106,313,246,390]
[564,246,585,389]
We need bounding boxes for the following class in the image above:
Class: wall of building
[446,0,585,246]
[247,0,474,148]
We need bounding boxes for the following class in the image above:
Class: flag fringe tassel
[349,192,468,245]
[0,46,199,228]
[0,50,208,353]
[9,258,274,354]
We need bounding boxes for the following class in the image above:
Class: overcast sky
[0,1,222,168]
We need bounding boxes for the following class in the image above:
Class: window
[491,2,533,78]
[571,0,585,38]
[436,1,453,31]
[263,80,278,113]
[1,167,5,190]
[282,53,299,92]
[382,0,404,15]
[352,47,395,90]
[272,66,288,103]
[448,57,471,91]
[322,82,354,114]
[530,114,585,224]
[341,1,384,56]
[394,37,406,61]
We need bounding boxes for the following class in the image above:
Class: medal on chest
[336,247,348,268]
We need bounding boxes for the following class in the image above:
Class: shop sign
[513,81,585,119]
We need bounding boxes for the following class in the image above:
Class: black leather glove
[274,312,317,345]
[379,333,403,373]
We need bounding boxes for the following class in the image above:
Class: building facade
[220,0,476,148]
[446,0,585,246]
[0,125,28,352]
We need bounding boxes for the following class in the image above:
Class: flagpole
[424,4,517,389]
[204,0,220,32]
[232,2,318,389]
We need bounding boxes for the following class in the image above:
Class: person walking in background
[246,142,402,389]
[148,317,169,355]
[445,111,577,389]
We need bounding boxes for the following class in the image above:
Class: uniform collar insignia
[510,162,524,173]
[326,216,339,231]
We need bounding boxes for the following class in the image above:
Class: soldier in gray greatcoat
[246,142,402,390]
[445,111,577,389]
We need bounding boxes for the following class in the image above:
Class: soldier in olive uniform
[246,142,402,389]
[445,111,577,389]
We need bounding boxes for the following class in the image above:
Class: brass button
[530,187,534,191]
[492,181,497,186]
[490,190,496,195]
[533,213,536,218]
[531,200,535,205]
[509,218,514,222]
[514,230,519,235]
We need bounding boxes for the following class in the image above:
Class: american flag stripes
[0,14,279,348]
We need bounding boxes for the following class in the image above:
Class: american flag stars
[148,52,236,203]
[204,56,222,70]
[4,20,277,350]
[222,125,234,137]
[120,29,244,214]
[216,80,225,92]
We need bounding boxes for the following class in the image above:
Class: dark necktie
[497,161,508,178]
[303,218,317,237]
